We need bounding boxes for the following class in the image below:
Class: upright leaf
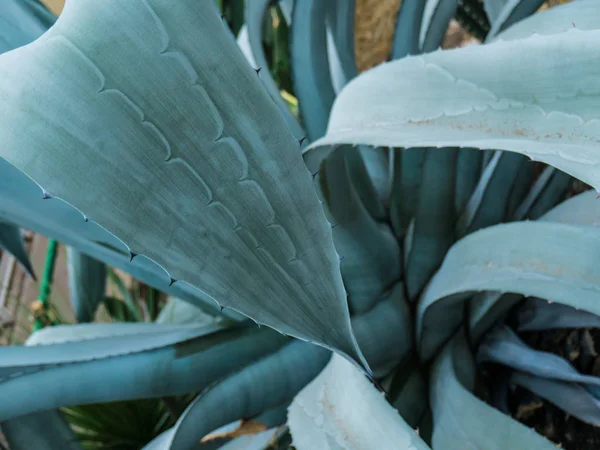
[0,0,366,367]
[66,247,107,323]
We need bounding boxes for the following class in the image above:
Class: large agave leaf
[145,341,330,450]
[309,2,600,192]
[418,221,600,359]
[430,330,554,449]
[66,247,107,323]
[0,322,288,421]
[0,0,365,366]
[288,354,429,450]
[0,158,232,318]
[1,410,82,450]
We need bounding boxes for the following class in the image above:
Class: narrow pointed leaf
[288,355,429,450]
[66,247,106,323]
[0,0,365,366]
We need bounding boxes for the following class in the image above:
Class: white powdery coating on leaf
[288,355,427,450]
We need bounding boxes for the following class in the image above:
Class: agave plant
[1,0,600,449]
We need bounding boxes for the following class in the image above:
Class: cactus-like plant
[0,0,599,449]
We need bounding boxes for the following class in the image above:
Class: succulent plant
[0,0,599,449]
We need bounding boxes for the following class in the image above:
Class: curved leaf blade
[0,0,365,367]
[430,331,554,449]
[310,25,600,191]
[288,354,429,450]
[418,221,600,359]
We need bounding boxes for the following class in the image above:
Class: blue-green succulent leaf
[290,0,335,140]
[318,147,401,314]
[490,0,600,41]
[0,222,35,278]
[0,322,287,421]
[288,354,429,450]
[156,297,218,326]
[405,149,457,300]
[486,0,551,39]
[469,291,522,343]
[325,0,356,86]
[418,222,600,359]
[0,0,48,52]
[145,341,330,450]
[309,20,600,192]
[516,297,600,332]
[350,284,412,376]
[390,147,427,237]
[245,0,303,139]
[454,147,482,217]
[457,151,526,236]
[511,372,600,427]
[66,247,106,323]
[483,0,508,24]
[430,330,554,449]
[420,0,459,52]
[539,189,596,225]
[524,170,572,220]
[1,410,82,450]
[0,0,365,367]
[392,0,426,59]
[478,326,600,397]
[388,356,427,428]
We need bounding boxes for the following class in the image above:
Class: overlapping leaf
[0,0,365,366]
